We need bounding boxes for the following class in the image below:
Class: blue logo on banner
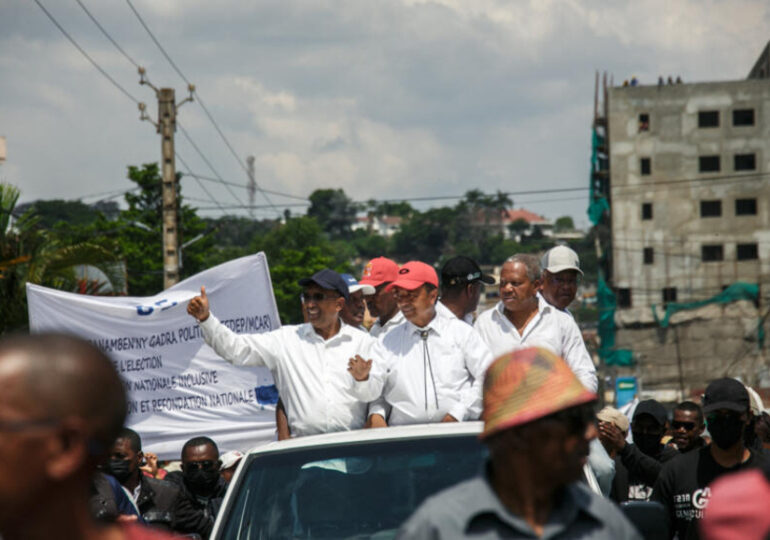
[255,385,279,405]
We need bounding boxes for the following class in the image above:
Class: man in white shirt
[340,273,375,330]
[368,261,493,427]
[187,268,384,437]
[359,257,404,338]
[540,245,582,312]
[437,255,495,324]
[474,254,597,392]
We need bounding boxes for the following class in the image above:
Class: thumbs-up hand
[187,285,211,322]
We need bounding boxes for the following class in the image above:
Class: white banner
[26,253,281,460]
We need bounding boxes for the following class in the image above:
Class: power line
[609,170,770,193]
[181,172,309,201]
[175,152,229,215]
[176,121,253,217]
[73,0,140,69]
[124,0,280,216]
[32,0,139,104]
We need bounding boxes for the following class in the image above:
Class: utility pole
[137,68,194,289]
[246,155,256,212]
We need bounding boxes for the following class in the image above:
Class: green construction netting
[598,274,634,366]
[651,282,763,347]
[587,129,610,226]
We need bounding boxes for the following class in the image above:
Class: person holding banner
[188,268,385,437]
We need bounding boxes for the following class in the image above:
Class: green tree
[307,188,358,238]
[252,216,352,324]
[555,215,575,232]
[116,164,212,295]
[0,184,123,334]
[16,199,100,229]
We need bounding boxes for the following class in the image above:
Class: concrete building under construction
[590,42,770,402]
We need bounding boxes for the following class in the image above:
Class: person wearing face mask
[652,378,769,540]
[165,437,227,531]
[598,399,678,502]
[107,428,211,537]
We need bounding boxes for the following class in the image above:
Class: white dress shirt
[473,295,598,392]
[369,312,493,425]
[436,301,474,325]
[368,310,405,338]
[200,315,385,437]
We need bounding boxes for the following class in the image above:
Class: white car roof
[244,421,484,457]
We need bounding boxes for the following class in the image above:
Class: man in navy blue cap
[188,268,385,437]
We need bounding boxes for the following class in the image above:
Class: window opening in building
[734,153,756,171]
[640,157,651,175]
[617,288,632,308]
[699,155,721,173]
[737,243,758,261]
[735,198,757,216]
[698,111,719,128]
[641,203,653,220]
[700,200,722,217]
[638,113,650,132]
[643,247,654,264]
[701,245,724,262]
[732,109,755,126]
[662,287,678,304]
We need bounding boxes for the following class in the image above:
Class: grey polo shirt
[396,472,641,539]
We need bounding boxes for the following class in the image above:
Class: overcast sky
[1,0,768,226]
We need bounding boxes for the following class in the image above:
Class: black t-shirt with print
[651,445,767,540]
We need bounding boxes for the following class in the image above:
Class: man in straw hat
[397,347,640,539]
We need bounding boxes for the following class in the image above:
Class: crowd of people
[3,245,770,539]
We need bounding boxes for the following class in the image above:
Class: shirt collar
[298,320,351,344]
[463,467,601,535]
[407,310,443,337]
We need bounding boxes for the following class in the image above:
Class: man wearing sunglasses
[398,347,640,539]
[166,436,226,532]
[188,268,385,437]
[670,401,706,453]
[539,245,583,312]
[652,378,769,540]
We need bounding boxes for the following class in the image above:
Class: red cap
[359,257,399,287]
[385,261,438,291]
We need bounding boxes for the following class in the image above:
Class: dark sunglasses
[183,460,217,472]
[672,421,697,431]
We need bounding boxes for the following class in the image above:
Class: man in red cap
[359,257,403,338]
[397,347,640,539]
[188,268,384,437]
[367,261,493,427]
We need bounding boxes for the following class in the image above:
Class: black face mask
[709,416,745,449]
[184,468,220,496]
[107,458,133,483]
[633,432,662,457]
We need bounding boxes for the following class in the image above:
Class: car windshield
[217,434,487,539]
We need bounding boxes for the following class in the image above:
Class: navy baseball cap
[298,269,349,301]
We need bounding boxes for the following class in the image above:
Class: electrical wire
[181,172,309,201]
[32,0,139,104]
[124,0,280,216]
[73,0,140,69]
[175,152,229,215]
[176,121,253,217]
